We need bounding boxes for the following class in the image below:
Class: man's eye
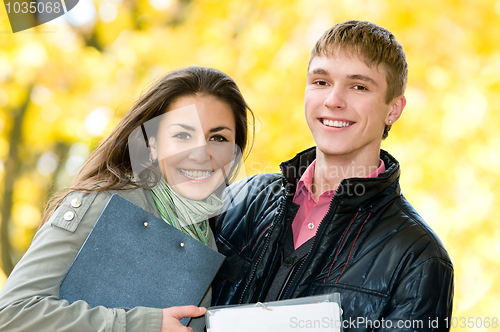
[173,132,191,140]
[353,85,368,91]
[314,80,329,86]
[210,135,228,142]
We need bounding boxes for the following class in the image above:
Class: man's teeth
[322,119,351,128]
[180,169,213,180]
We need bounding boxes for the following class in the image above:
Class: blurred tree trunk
[1,86,32,276]
[39,141,71,225]
[45,142,70,200]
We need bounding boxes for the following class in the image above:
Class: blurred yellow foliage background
[1,0,500,330]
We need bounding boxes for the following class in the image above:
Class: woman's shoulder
[49,186,154,234]
[49,190,106,233]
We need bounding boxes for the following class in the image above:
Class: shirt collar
[295,159,386,198]
[295,159,317,197]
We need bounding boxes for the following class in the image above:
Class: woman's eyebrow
[170,123,195,131]
[210,126,233,133]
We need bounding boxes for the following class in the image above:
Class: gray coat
[0,187,215,332]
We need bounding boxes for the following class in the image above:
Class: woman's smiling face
[149,94,236,200]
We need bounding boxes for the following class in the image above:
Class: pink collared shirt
[292,159,385,249]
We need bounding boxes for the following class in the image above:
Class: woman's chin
[169,181,221,201]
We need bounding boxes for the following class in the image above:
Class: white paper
[207,302,341,332]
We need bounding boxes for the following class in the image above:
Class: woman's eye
[173,132,191,140]
[210,135,228,142]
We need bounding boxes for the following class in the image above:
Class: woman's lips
[179,169,214,181]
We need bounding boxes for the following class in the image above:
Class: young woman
[0,66,253,332]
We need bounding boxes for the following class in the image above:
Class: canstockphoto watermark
[248,162,370,197]
[3,0,80,33]
[290,317,425,329]
[290,316,342,329]
[249,162,381,182]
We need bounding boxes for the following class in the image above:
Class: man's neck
[312,148,381,201]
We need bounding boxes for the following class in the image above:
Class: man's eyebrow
[210,126,233,133]
[309,68,329,75]
[348,74,378,86]
[170,124,195,131]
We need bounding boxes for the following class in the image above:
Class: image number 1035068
[2,0,80,33]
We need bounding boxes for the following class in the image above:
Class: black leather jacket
[213,148,453,331]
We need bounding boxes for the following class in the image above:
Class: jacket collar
[280,147,401,212]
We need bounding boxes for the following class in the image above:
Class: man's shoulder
[233,172,283,186]
[224,173,284,200]
[381,195,452,267]
[219,173,286,226]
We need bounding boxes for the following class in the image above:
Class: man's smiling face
[305,51,403,161]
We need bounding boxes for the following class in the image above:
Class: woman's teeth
[180,169,213,180]
[322,119,351,127]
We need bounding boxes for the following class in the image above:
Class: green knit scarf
[150,178,223,245]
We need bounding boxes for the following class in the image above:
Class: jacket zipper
[275,254,308,300]
[279,190,342,300]
[238,182,290,304]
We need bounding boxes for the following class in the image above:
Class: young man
[212,20,453,331]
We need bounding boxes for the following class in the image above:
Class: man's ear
[149,137,157,161]
[385,95,406,125]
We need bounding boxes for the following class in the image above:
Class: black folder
[59,194,225,325]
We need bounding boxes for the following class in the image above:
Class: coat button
[71,198,82,208]
[283,257,294,267]
[64,211,75,221]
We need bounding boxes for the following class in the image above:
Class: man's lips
[320,118,355,128]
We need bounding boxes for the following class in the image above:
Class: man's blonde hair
[309,20,408,139]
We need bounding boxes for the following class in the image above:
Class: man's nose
[323,87,346,109]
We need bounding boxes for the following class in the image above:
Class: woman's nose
[188,144,212,164]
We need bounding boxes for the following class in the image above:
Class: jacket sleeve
[379,258,454,332]
[0,191,163,332]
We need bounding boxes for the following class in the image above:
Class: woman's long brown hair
[39,66,254,227]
